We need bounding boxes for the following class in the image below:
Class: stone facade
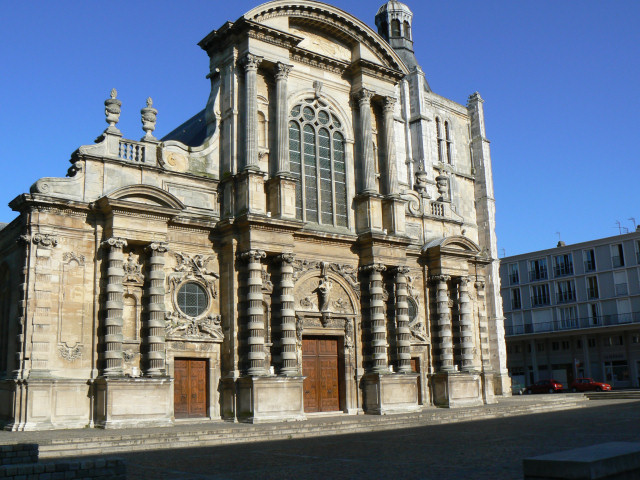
[0,0,509,430]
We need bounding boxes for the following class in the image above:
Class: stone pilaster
[393,266,411,373]
[101,237,127,377]
[475,279,491,371]
[143,242,167,376]
[275,62,293,175]
[382,96,399,196]
[433,275,454,372]
[355,88,376,193]
[276,253,298,375]
[458,276,476,372]
[238,249,267,376]
[241,53,263,170]
[361,263,388,373]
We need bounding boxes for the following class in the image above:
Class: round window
[177,282,208,317]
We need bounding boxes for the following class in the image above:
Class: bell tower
[375,1,419,70]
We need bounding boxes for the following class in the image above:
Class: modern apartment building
[500,230,640,389]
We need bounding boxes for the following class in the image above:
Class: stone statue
[104,88,122,134]
[316,277,333,312]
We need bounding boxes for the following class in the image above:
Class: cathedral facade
[0,0,509,430]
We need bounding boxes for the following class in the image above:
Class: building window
[588,303,600,325]
[289,100,347,227]
[561,341,570,350]
[514,344,521,353]
[536,343,545,352]
[587,276,599,299]
[576,339,582,349]
[557,306,577,329]
[444,121,453,164]
[391,19,401,37]
[556,280,575,303]
[177,282,208,318]
[511,288,521,310]
[636,240,640,264]
[552,341,560,351]
[612,243,624,268]
[553,254,573,277]
[531,284,550,306]
[435,117,443,163]
[614,271,628,296]
[588,338,596,348]
[632,335,640,344]
[508,263,519,285]
[529,258,548,281]
[403,21,411,40]
[583,249,596,272]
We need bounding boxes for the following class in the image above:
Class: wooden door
[302,337,340,413]
[411,357,422,405]
[174,358,207,418]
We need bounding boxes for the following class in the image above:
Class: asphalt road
[112,399,640,480]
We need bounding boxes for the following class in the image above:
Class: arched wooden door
[302,336,341,413]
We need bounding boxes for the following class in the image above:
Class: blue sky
[2,1,638,256]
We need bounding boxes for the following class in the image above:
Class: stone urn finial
[436,171,450,202]
[104,88,122,134]
[141,97,158,141]
[414,166,430,198]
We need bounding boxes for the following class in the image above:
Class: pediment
[422,236,481,256]
[105,185,185,210]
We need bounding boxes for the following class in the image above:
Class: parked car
[525,379,563,394]
[511,381,526,395]
[569,378,612,392]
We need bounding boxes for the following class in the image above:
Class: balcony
[529,269,548,282]
[505,311,640,336]
[554,264,574,277]
[556,290,576,304]
[584,259,596,272]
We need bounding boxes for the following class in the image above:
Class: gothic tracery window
[289,99,348,227]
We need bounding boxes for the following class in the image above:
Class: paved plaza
[98,399,639,479]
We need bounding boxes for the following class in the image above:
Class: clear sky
[2,1,638,256]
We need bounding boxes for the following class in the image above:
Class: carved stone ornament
[165,312,223,340]
[141,97,158,141]
[344,319,354,350]
[294,273,355,315]
[275,62,293,81]
[436,172,449,201]
[31,233,59,248]
[104,88,122,134]
[261,268,273,294]
[58,344,82,362]
[169,252,219,298]
[414,167,430,198]
[241,53,263,71]
[63,252,85,265]
[292,260,360,298]
[123,252,143,284]
[123,350,138,363]
[313,80,323,98]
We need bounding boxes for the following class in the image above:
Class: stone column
[239,249,267,376]
[433,275,454,372]
[355,88,376,193]
[362,263,388,373]
[393,266,411,373]
[382,96,399,196]
[475,279,492,371]
[241,53,263,170]
[144,242,167,376]
[277,253,298,375]
[101,237,127,376]
[275,62,293,175]
[458,276,476,372]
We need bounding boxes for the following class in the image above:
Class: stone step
[33,397,590,459]
[585,390,640,400]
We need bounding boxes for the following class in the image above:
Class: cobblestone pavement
[105,399,639,480]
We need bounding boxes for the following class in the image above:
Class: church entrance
[174,358,208,419]
[302,336,341,413]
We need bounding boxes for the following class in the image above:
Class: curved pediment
[244,1,409,74]
[422,236,481,255]
[105,185,185,210]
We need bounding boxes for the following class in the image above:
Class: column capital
[359,263,386,275]
[237,249,266,263]
[391,265,410,276]
[274,62,293,80]
[101,237,127,249]
[353,88,374,106]
[275,252,295,265]
[240,53,263,71]
[458,276,470,286]
[429,274,450,283]
[382,96,397,113]
[475,279,486,291]
[146,242,168,254]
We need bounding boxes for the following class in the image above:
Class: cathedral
[0,0,509,430]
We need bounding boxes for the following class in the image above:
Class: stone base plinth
[95,376,172,429]
[237,375,306,423]
[482,371,497,404]
[431,372,484,408]
[363,372,420,415]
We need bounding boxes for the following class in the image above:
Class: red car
[525,379,563,394]
[569,378,612,392]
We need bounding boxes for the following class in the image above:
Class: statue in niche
[316,277,333,312]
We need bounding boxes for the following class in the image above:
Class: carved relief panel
[57,252,86,363]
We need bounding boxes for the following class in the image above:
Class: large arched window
[289,99,348,227]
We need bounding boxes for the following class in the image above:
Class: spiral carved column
[239,249,267,376]
[144,242,167,376]
[277,253,298,375]
[458,277,476,372]
[393,266,411,373]
[433,275,454,372]
[362,263,388,373]
[102,237,127,376]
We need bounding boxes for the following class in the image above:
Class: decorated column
[101,237,127,376]
[275,62,293,175]
[277,253,298,375]
[144,242,167,376]
[433,275,454,372]
[382,96,399,195]
[355,88,376,193]
[362,263,388,373]
[458,276,476,372]
[241,53,263,170]
[239,249,267,376]
[393,266,411,373]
